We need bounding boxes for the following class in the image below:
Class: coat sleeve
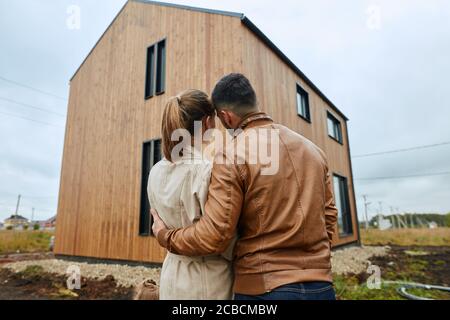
[156,154,245,256]
[324,165,338,244]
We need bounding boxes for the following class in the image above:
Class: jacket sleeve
[156,155,245,256]
[324,167,338,244]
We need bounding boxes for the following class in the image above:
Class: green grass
[407,287,450,300]
[0,230,53,255]
[334,244,450,300]
[334,275,450,300]
[334,275,400,300]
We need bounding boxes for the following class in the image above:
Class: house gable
[70,0,347,120]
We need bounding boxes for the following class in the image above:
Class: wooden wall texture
[239,26,359,247]
[54,0,358,264]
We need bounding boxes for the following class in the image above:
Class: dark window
[296,84,310,122]
[145,45,155,99]
[156,39,166,95]
[139,139,162,236]
[145,39,166,99]
[327,112,343,143]
[333,174,353,236]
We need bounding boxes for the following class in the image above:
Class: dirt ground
[334,245,450,300]
[0,252,54,266]
[357,245,450,286]
[0,267,133,300]
[0,245,448,300]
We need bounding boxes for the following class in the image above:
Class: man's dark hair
[211,73,257,116]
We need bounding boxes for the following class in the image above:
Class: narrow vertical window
[327,112,343,143]
[156,39,166,95]
[296,84,310,122]
[145,45,155,99]
[333,174,353,236]
[139,139,162,236]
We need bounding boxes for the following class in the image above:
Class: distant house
[0,222,4,230]
[4,215,29,229]
[33,216,56,230]
[377,216,392,231]
[44,216,56,229]
[428,221,438,229]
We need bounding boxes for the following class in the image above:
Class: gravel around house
[2,246,389,288]
[331,245,390,275]
[3,259,161,288]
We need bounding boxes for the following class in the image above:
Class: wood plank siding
[55,0,358,264]
[239,26,359,247]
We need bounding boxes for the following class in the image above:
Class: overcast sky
[0,0,449,223]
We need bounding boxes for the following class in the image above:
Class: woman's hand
[151,208,168,238]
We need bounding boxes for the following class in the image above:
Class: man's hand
[151,208,168,239]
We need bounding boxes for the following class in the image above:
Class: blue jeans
[235,282,336,300]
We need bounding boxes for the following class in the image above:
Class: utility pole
[397,208,406,228]
[394,207,400,228]
[416,216,424,228]
[31,207,35,223]
[14,194,21,216]
[377,201,383,229]
[390,206,396,229]
[362,195,371,229]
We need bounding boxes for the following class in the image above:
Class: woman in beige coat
[147,90,234,300]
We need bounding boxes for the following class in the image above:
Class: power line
[22,195,58,199]
[0,96,66,117]
[356,171,450,181]
[353,141,450,158]
[0,202,56,211]
[0,109,64,128]
[0,75,67,101]
[0,191,58,198]
[0,205,56,218]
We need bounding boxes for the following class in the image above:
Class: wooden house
[55,0,360,264]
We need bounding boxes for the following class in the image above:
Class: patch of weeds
[408,260,428,279]
[404,287,450,300]
[50,288,79,299]
[19,265,45,278]
[405,250,429,256]
[334,274,404,300]
[434,260,446,266]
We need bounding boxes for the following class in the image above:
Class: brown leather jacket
[157,112,338,295]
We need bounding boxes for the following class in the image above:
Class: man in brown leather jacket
[152,73,338,300]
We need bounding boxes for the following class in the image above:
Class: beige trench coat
[148,146,234,300]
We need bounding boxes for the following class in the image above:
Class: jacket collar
[181,145,203,161]
[236,112,273,131]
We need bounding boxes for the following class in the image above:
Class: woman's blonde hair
[161,89,215,162]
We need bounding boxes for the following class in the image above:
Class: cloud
[0,0,126,221]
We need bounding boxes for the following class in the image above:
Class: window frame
[144,38,167,100]
[332,173,353,237]
[296,84,311,123]
[139,138,162,237]
[155,39,166,95]
[327,111,343,144]
[144,44,155,100]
